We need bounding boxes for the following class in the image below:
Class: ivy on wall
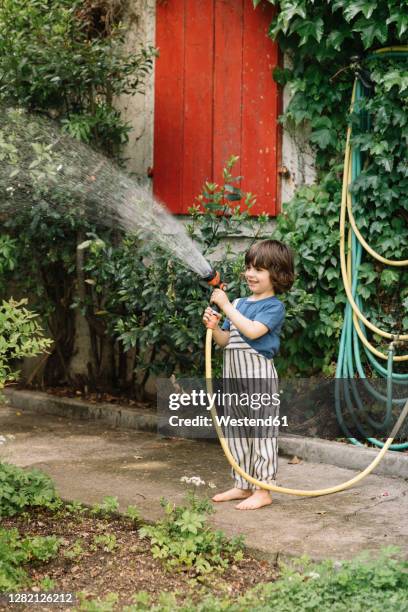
[254,0,408,374]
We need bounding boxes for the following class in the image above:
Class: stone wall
[114,0,156,186]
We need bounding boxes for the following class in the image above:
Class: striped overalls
[223,300,279,489]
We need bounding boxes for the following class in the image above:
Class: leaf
[380,269,399,288]
[296,18,325,45]
[275,2,307,35]
[344,1,377,22]
[288,455,302,465]
[386,12,408,37]
[77,240,92,250]
[327,30,348,51]
[353,18,388,47]
[310,117,335,149]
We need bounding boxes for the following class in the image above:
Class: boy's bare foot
[212,488,252,502]
[235,490,272,510]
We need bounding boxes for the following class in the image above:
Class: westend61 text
[168,415,288,427]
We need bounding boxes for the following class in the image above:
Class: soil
[1,507,278,611]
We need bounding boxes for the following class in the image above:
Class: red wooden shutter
[154,0,279,216]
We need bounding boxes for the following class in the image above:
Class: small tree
[0,0,156,387]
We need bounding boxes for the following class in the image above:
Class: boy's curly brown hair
[244,239,295,295]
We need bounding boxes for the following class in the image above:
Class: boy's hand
[210,288,230,310]
[203,306,221,327]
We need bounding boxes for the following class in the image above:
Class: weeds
[0,528,60,591]
[91,496,120,517]
[0,462,58,517]
[139,492,244,576]
[92,534,117,553]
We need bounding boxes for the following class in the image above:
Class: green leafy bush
[0,0,155,388]
[0,298,52,392]
[0,527,60,592]
[0,0,156,155]
[235,548,408,612]
[0,462,57,517]
[273,173,346,375]
[273,61,408,375]
[90,495,120,516]
[76,159,269,385]
[76,592,119,612]
[0,236,16,295]
[92,534,117,553]
[139,493,244,576]
[264,0,408,170]
[63,538,85,561]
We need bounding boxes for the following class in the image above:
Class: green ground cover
[1,461,408,611]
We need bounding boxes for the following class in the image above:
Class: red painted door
[154,0,279,216]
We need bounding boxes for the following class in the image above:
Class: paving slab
[1,404,408,562]
[6,389,408,479]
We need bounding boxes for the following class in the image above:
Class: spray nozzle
[201,269,226,329]
[201,268,222,288]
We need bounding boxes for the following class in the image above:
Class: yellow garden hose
[206,330,408,497]
[206,47,408,497]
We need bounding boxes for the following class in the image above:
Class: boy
[203,239,295,509]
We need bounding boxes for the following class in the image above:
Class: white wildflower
[207,481,216,489]
[307,572,320,579]
[0,435,7,445]
[180,476,206,487]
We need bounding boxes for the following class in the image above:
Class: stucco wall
[114,0,156,186]
[280,54,316,204]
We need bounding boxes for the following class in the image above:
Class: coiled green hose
[335,47,408,451]
[205,47,408,496]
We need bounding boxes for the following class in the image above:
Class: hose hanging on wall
[335,47,408,451]
[204,47,408,496]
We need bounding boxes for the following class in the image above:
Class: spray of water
[0,107,213,278]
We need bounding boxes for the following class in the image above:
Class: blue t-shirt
[221,296,285,359]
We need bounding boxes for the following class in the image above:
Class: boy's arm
[223,303,268,340]
[210,290,268,340]
[212,326,230,348]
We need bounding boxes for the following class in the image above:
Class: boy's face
[245,264,273,294]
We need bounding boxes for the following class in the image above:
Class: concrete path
[1,404,408,562]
